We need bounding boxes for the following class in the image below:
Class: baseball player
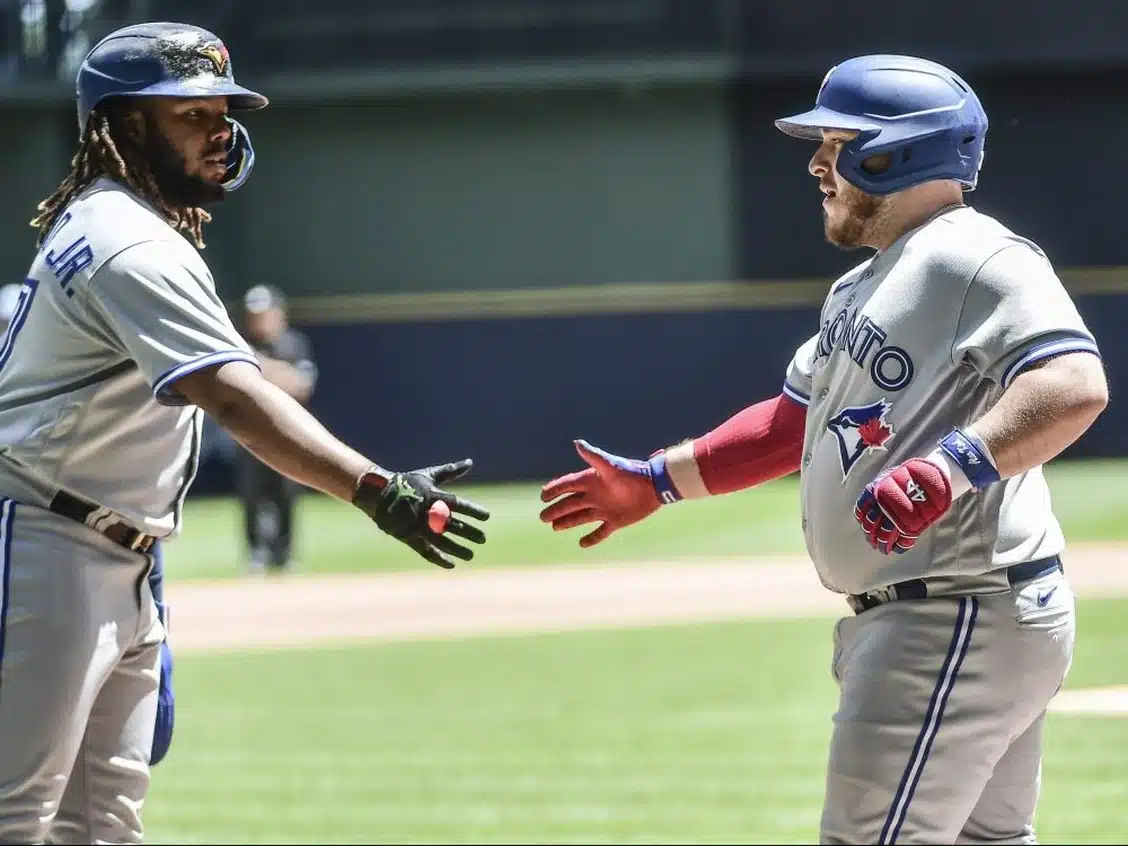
[540,55,1107,844]
[0,22,490,843]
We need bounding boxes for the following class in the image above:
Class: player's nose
[210,115,233,145]
[809,143,833,178]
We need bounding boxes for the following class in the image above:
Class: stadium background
[1,2,1126,843]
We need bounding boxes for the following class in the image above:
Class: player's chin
[824,218,862,250]
[201,159,227,181]
[193,175,228,205]
[821,208,843,238]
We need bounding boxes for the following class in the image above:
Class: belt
[48,490,158,554]
[846,556,1064,615]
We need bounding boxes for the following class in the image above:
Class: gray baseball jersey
[0,177,258,538]
[783,205,1100,596]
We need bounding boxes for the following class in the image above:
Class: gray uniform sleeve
[87,240,260,405]
[951,243,1100,388]
[783,333,820,407]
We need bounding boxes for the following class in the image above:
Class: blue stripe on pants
[879,596,979,845]
[0,499,14,702]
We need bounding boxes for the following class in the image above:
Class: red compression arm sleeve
[693,394,806,495]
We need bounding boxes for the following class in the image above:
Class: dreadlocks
[30,104,212,249]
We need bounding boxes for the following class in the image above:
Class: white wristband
[662,440,710,500]
[926,446,974,501]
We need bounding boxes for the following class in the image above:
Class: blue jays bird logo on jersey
[827,400,896,479]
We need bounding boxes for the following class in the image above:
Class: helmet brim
[774,106,881,140]
[127,78,269,110]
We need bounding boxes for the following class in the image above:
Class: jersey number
[0,278,39,371]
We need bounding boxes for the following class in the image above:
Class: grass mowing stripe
[164,458,1128,582]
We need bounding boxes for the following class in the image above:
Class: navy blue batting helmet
[75,21,268,131]
[775,55,988,195]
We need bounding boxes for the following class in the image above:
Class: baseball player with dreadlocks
[541,55,1108,843]
[0,22,490,842]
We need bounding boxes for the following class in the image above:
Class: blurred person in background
[237,283,318,573]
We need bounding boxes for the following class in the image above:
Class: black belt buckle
[848,578,928,615]
[49,490,156,554]
[121,527,155,554]
[847,586,897,614]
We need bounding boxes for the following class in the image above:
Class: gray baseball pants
[0,499,163,844]
[821,561,1075,844]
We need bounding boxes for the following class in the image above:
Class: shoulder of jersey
[67,179,196,257]
[911,206,1048,271]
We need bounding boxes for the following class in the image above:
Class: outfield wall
[192,287,1125,493]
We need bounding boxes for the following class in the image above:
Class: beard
[823,183,885,250]
[143,124,226,209]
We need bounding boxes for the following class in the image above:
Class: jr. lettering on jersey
[816,307,916,392]
[40,211,94,298]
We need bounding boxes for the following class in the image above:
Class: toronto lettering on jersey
[816,306,915,392]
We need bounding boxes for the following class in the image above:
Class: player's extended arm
[855,351,1108,554]
[539,393,806,548]
[175,360,489,568]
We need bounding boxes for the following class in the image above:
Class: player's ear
[100,103,144,146]
[116,100,150,144]
[127,110,147,144]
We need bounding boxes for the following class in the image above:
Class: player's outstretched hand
[540,439,663,548]
[352,459,490,569]
[854,458,952,555]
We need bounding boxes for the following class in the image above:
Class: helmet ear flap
[859,152,894,176]
[859,145,914,175]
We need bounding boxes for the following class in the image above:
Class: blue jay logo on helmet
[200,44,230,77]
[774,54,989,196]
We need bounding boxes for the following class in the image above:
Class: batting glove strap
[353,466,432,540]
[938,427,1001,492]
[647,452,683,505]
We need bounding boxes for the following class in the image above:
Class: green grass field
[145,601,1128,844]
[144,458,1128,843]
[163,457,1128,581]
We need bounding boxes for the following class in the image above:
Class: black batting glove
[352,458,490,569]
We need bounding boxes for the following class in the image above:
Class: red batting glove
[539,440,663,548]
[854,458,952,555]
